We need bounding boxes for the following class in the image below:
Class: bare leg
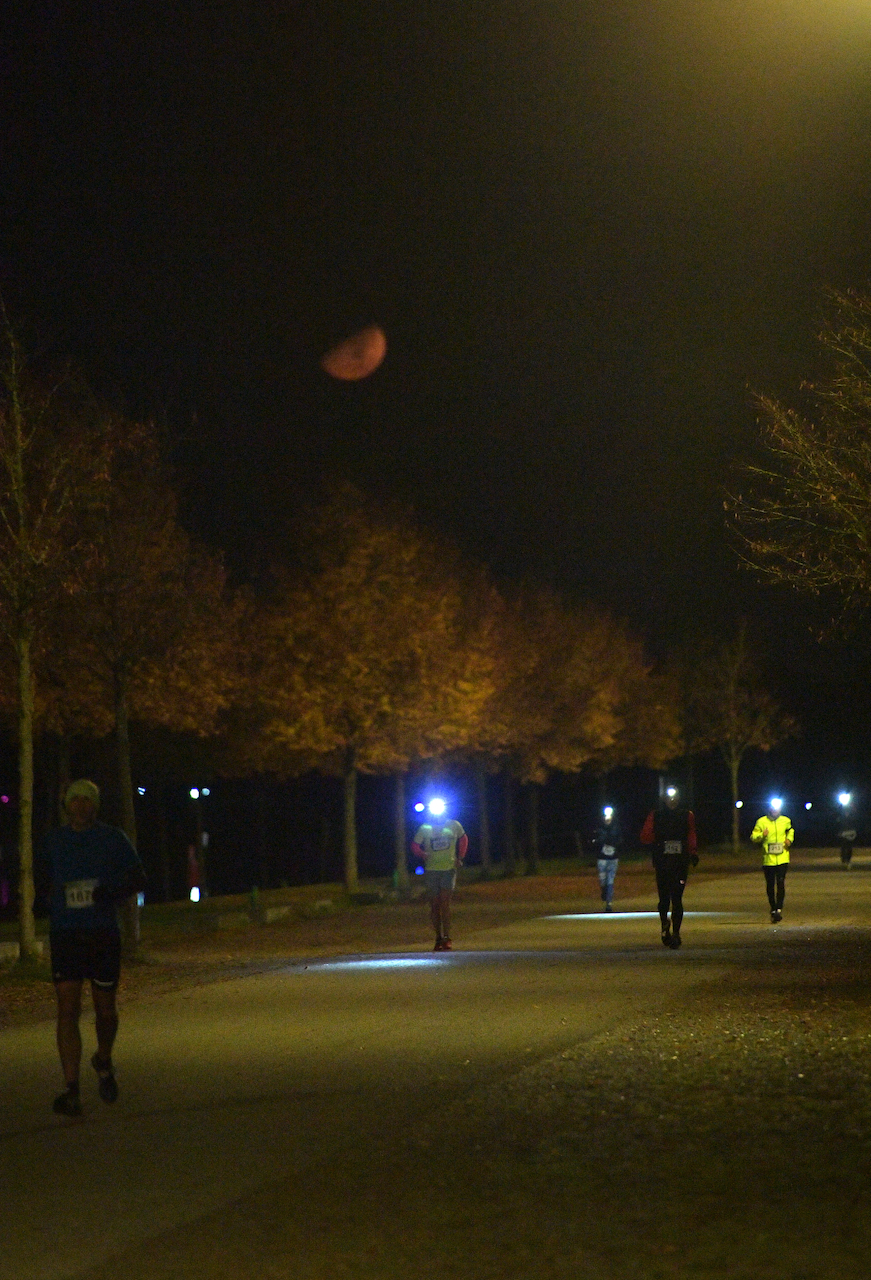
[55,980,83,1086]
[92,985,119,1064]
[439,890,452,940]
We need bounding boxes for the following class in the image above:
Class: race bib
[768,842,784,855]
[602,845,616,857]
[64,879,97,909]
[663,840,682,857]
[430,837,452,852]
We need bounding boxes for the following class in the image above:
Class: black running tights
[763,865,787,910]
[655,863,687,934]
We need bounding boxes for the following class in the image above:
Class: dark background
[3,2,871,892]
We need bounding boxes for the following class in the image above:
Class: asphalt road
[2,859,869,1280]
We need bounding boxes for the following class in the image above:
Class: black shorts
[50,928,122,989]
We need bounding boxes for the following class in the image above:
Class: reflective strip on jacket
[750,814,794,865]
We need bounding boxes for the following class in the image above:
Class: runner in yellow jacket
[751,798,794,924]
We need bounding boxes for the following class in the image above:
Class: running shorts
[50,928,122,989]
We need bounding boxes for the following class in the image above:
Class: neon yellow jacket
[751,814,794,865]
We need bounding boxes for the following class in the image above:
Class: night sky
[5,2,871,787]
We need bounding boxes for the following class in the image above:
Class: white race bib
[602,845,616,857]
[768,842,784,856]
[64,879,97,909]
[430,837,452,852]
[663,840,682,857]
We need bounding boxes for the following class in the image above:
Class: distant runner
[592,806,623,912]
[411,799,468,951]
[640,787,698,950]
[45,780,146,1117]
[751,798,793,923]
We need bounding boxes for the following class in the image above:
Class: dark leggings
[763,865,787,910]
[655,861,688,934]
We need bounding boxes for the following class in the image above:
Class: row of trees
[1,322,804,957]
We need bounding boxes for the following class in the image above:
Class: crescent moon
[320,325,387,381]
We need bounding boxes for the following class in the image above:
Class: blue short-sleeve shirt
[44,822,143,931]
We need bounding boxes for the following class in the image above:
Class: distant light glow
[189,788,199,800]
[603,806,613,819]
[838,792,852,807]
[769,797,783,812]
[805,802,813,810]
[1,795,9,804]
[428,797,446,816]
[666,786,677,799]
[201,787,210,797]
[189,887,201,903]
[735,800,743,809]
[414,802,425,813]
[414,865,425,875]
[136,891,145,907]
[137,787,146,795]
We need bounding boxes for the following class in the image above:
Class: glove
[690,854,699,868]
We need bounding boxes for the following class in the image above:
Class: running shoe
[433,937,446,951]
[91,1053,119,1103]
[770,910,779,924]
[669,933,682,950]
[774,909,783,923]
[661,925,671,947]
[53,1088,82,1117]
[441,937,453,951]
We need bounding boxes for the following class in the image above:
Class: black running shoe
[669,933,682,950]
[53,1088,82,1117]
[91,1053,119,1103]
[661,926,671,947]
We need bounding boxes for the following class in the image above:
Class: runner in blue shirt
[45,779,145,1117]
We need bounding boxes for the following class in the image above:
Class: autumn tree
[52,419,237,938]
[681,624,799,851]
[0,330,112,958]
[730,288,871,610]
[238,490,495,892]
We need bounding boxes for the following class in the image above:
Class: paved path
[2,861,868,1280]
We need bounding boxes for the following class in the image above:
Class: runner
[44,779,146,1116]
[592,806,623,912]
[751,798,793,922]
[640,787,698,949]
[411,798,468,951]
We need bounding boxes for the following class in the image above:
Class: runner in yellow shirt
[751,798,794,924]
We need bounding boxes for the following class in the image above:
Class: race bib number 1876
[64,879,97,909]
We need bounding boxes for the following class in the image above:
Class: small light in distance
[202,787,210,797]
[414,802,425,813]
[603,806,613,819]
[838,792,852,807]
[805,802,813,810]
[428,798,446,816]
[137,787,146,795]
[136,891,145,907]
[0,795,9,804]
[414,866,425,876]
[735,800,743,809]
[666,786,677,799]
[189,788,199,800]
[190,887,200,902]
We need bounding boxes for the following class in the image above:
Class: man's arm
[640,812,655,845]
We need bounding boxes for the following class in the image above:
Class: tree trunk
[157,782,171,901]
[56,734,71,825]
[343,753,359,892]
[393,770,409,893]
[525,782,540,875]
[474,762,492,878]
[114,671,140,955]
[16,633,38,960]
[728,750,742,854]
[503,771,517,877]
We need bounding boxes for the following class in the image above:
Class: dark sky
[4,2,871,765]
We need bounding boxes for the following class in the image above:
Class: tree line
[1,326,800,957]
